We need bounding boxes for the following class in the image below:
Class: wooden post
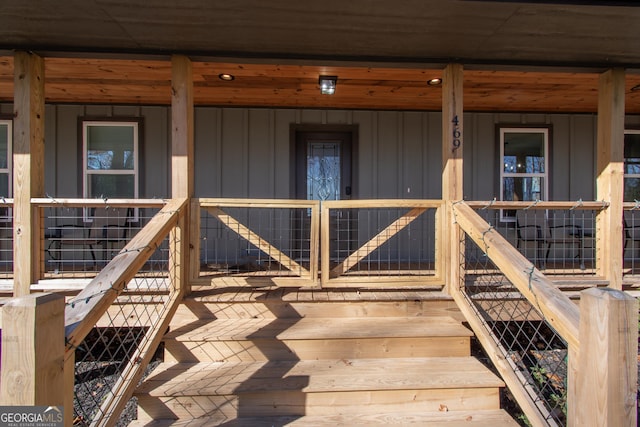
[596,68,625,290]
[441,64,464,293]
[13,51,45,296]
[1,293,64,406]
[574,287,637,426]
[171,55,194,295]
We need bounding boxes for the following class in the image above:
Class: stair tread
[167,316,471,341]
[187,286,449,303]
[130,409,519,426]
[136,357,505,396]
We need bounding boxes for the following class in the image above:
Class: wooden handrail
[64,197,187,357]
[466,200,609,210]
[32,197,167,208]
[452,201,580,349]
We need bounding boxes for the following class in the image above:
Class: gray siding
[3,103,638,202]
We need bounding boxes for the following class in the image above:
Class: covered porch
[1,1,639,425]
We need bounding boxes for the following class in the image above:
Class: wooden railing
[192,198,442,287]
[452,201,637,426]
[1,197,638,426]
[193,198,320,287]
[63,197,186,426]
[320,200,442,287]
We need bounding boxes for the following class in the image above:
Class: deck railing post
[13,51,45,296]
[595,68,625,289]
[573,287,637,426]
[441,63,464,293]
[1,293,65,409]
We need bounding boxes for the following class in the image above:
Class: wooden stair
[132,287,518,426]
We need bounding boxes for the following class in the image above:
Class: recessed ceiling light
[218,73,235,81]
[427,78,442,86]
[631,84,640,92]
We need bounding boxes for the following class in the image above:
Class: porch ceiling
[1,0,639,113]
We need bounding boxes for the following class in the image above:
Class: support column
[1,293,64,407]
[596,68,625,289]
[13,51,45,296]
[574,288,637,426]
[441,64,464,293]
[171,55,194,295]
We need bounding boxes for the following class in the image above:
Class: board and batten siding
[4,103,640,202]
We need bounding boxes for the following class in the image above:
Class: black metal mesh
[0,203,12,279]
[44,205,163,278]
[199,205,314,277]
[474,206,598,277]
[71,225,177,425]
[327,206,436,278]
[624,207,640,277]
[460,230,568,426]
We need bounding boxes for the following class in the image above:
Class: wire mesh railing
[321,200,441,286]
[469,201,604,277]
[623,204,640,278]
[453,201,582,427]
[461,234,569,426]
[34,199,167,280]
[63,198,186,426]
[0,198,12,280]
[197,199,319,284]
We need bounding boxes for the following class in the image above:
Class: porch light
[427,78,442,86]
[319,75,338,95]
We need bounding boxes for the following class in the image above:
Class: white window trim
[0,119,12,222]
[82,120,139,221]
[624,129,640,180]
[499,127,549,222]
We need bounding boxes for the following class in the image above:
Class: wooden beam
[441,63,464,293]
[1,293,64,406]
[171,54,194,198]
[576,288,637,426]
[13,51,45,296]
[595,68,625,289]
[171,54,194,295]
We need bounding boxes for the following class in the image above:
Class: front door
[294,129,356,263]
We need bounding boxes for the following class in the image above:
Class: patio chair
[48,207,131,265]
[515,209,583,269]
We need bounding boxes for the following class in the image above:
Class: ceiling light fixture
[427,78,442,86]
[631,84,640,92]
[319,75,338,95]
[218,73,235,81]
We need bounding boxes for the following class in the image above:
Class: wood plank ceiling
[1,57,640,113]
[1,0,639,113]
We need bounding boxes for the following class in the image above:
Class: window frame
[624,128,640,202]
[0,118,12,197]
[82,119,140,222]
[0,118,12,222]
[499,126,550,222]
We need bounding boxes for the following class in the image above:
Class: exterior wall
[3,103,640,202]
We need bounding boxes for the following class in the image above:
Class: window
[0,119,11,199]
[500,127,549,221]
[624,130,640,202]
[83,121,138,200]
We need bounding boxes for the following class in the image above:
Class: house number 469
[452,115,461,151]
